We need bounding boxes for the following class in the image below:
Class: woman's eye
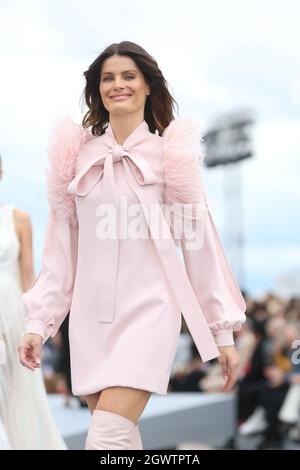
[102,76,135,81]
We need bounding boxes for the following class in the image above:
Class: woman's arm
[22,210,78,344]
[18,115,86,370]
[180,199,247,347]
[18,211,78,370]
[162,116,246,347]
[162,116,247,391]
[13,208,35,292]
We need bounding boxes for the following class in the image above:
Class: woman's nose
[113,78,125,89]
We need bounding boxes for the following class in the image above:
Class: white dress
[0,203,66,450]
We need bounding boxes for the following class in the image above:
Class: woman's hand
[217,345,240,392]
[18,333,43,371]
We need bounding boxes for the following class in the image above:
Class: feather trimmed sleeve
[162,117,247,347]
[22,115,87,343]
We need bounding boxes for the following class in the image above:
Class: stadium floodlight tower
[202,108,255,291]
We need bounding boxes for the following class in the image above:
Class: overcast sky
[0,0,299,297]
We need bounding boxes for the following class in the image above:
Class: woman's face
[99,55,150,117]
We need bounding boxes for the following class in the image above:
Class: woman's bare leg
[85,387,151,449]
[96,386,151,424]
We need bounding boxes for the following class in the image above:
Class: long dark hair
[80,41,178,136]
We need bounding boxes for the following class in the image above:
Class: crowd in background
[169,291,300,449]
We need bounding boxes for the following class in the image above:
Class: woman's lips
[110,94,132,101]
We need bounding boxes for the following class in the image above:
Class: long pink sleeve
[179,195,246,347]
[22,115,86,343]
[162,116,247,348]
[22,210,78,344]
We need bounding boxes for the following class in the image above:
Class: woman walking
[18,41,246,450]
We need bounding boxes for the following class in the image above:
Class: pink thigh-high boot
[85,409,139,450]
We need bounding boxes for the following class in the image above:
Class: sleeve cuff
[213,329,234,347]
[25,319,49,344]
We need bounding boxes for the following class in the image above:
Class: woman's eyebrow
[101,69,137,75]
